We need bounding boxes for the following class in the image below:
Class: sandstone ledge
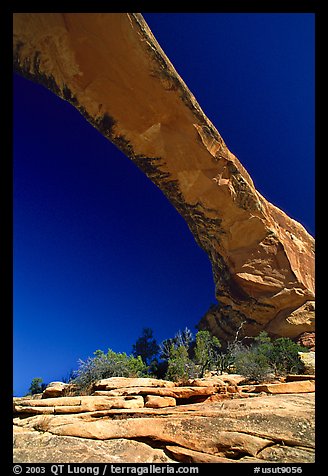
[14,377,315,463]
[14,393,315,464]
[252,380,315,394]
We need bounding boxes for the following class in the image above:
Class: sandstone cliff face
[13,13,315,342]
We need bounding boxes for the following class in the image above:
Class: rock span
[13,13,315,343]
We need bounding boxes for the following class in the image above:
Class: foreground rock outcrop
[13,13,315,342]
[13,377,315,463]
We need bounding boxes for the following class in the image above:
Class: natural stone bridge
[13,13,315,343]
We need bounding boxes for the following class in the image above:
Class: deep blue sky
[13,13,314,396]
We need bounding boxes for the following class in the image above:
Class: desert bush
[229,332,308,382]
[194,330,222,377]
[165,344,194,383]
[72,348,147,392]
[256,335,307,375]
[232,345,274,382]
[214,351,235,375]
[162,327,195,382]
[26,378,47,396]
[164,329,222,381]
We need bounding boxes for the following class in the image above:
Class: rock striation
[13,377,315,463]
[13,13,315,343]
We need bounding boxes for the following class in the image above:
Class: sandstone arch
[13,13,315,343]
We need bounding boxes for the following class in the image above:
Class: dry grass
[62,383,94,396]
[34,415,52,432]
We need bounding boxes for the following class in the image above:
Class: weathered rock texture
[13,13,315,342]
[13,430,175,463]
[298,351,315,375]
[297,332,315,351]
[13,377,315,463]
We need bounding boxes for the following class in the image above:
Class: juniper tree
[132,327,160,367]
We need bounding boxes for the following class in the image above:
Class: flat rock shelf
[14,376,315,463]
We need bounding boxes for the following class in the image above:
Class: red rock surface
[251,380,315,394]
[13,391,315,463]
[13,13,315,342]
[296,332,315,351]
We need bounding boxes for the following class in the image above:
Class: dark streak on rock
[62,85,78,105]
[130,13,219,130]
[14,45,61,97]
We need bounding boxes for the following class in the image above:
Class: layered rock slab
[13,13,315,342]
[14,393,315,463]
[13,429,175,463]
[251,380,315,394]
[14,395,145,414]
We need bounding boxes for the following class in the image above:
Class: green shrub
[68,329,307,391]
[27,377,47,396]
[164,329,222,381]
[229,332,308,382]
[194,330,221,377]
[165,344,193,383]
[162,327,195,382]
[214,351,235,375]
[258,336,307,375]
[232,346,273,382]
[72,348,148,392]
